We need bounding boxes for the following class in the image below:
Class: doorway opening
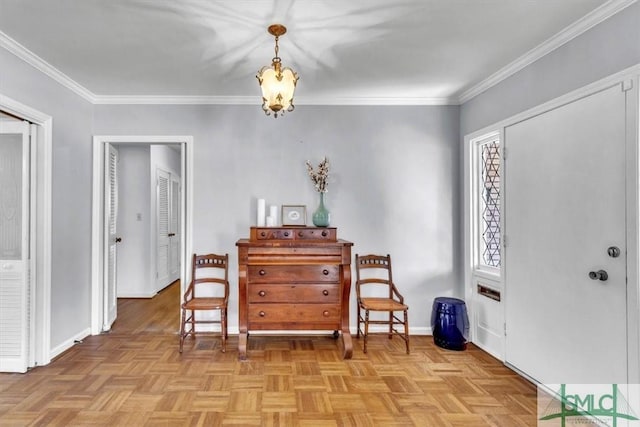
[91,136,193,336]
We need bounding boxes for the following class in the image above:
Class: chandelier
[256,24,299,118]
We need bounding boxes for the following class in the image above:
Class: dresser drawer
[251,227,337,241]
[248,304,340,323]
[248,265,339,282]
[248,283,340,303]
[294,228,336,240]
[253,228,296,240]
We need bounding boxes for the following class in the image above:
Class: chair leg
[221,308,227,353]
[356,304,361,338]
[224,308,229,339]
[404,310,410,355]
[179,307,186,353]
[388,311,393,339]
[363,310,370,353]
[190,309,196,338]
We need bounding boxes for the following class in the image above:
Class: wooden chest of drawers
[236,227,353,360]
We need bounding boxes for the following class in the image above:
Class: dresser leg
[238,332,248,360]
[341,330,353,359]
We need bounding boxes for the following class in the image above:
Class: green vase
[312,192,331,227]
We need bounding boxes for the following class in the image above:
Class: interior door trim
[90,135,193,336]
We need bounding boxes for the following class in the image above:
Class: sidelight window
[474,133,501,270]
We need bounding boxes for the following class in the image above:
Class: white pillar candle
[266,216,276,227]
[269,205,278,225]
[257,199,266,226]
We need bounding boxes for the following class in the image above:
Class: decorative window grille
[479,138,501,268]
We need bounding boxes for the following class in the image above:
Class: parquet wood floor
[0,282,538,426]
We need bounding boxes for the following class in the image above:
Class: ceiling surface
[0,0,624,104]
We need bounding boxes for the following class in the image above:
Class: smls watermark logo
[538,384,640,426]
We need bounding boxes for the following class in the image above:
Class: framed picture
[281,205,307,226]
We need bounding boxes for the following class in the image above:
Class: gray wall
[460,1,640,136]
[93,104,462,331]
[0,48,94,350]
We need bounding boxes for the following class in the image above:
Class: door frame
[0,93,53,367]
[463,63,640,383]
[90,135,193,335]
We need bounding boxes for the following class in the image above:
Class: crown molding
[457,0,638,104]
[92,95,257,105]
[92,94,458,106]
[0,30,97,103]
[295,96,458,106]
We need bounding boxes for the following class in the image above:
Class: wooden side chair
[355,254,410,354]
[179,253,229,353]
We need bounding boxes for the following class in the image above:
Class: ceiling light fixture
[256,24,299,118]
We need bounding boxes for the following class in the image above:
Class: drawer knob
[323,290,329,296]
[323,310,330,317]
[298,231,303,237]
[284,231,290,237]
[260,231,266,237]
[259,269,266,276]
[259,311,266,317]
[258,290,266,297]
[322,231,327,237]
[322,269,329,275]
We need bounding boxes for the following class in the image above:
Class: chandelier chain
[273,35,280,61]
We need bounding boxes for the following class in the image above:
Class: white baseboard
[351,325,431,335]
[49,327,91,361]
[0,358,28,373]
[223,326,432,336]
[117,292,156,298]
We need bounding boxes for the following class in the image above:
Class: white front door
[103,143,119,331]
[0,120,32,373]
[504,84,627,383]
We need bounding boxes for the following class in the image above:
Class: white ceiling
[0,0,629,105]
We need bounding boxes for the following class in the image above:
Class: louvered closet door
[156,168,170,290]
[103,143,119,331]
[0,120,30,373]
[168,175,180,283]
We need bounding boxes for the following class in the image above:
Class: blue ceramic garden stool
[431,297,469,351]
